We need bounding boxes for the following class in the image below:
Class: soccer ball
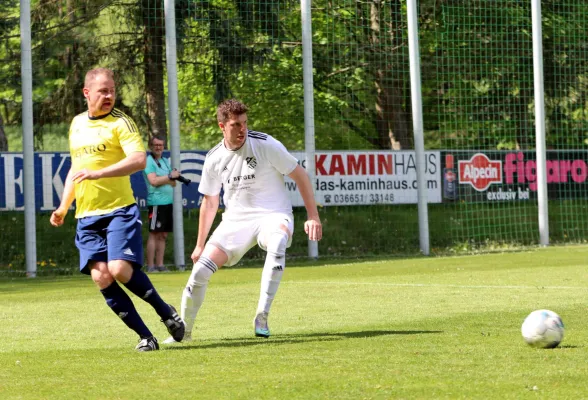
[521,309,564,349]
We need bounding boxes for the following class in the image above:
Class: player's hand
[191,245,205,263]
[71,168,101,183]
[304,217,322,241]
[50,207,68,227]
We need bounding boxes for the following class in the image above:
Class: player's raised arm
[288,164,322,241]
[50,168,76,227]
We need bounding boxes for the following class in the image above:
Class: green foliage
[541,3,588,149]
[430,0,588,150]
[2,0,586,152]
[0,0,21,128]
[5,124,69,151]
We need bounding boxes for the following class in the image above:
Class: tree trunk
[375,72,412,150]
[64,0,84,116]
[370,0,412,150]
[142,0,168,145]
[0,112,8,151]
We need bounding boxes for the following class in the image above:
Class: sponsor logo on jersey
[72,144,107,159]
[227,174,256,184]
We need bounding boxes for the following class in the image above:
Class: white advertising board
[286,151,442,206]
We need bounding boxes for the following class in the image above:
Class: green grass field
[1,246,587,399]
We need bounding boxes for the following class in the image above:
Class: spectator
[143,135,179,273]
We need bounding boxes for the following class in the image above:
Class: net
[1,0,587,275]
[432,0,539,250]
[544,0,588,243]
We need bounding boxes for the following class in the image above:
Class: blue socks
[100,281,152,339]
[123,269,172,319]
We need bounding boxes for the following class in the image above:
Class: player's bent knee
[90,262,115,288]
[266,229,289,256]
[107,260,134,282]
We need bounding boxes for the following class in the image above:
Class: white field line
[284,281,588,290]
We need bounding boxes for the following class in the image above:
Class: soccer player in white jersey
[163,99,322,343]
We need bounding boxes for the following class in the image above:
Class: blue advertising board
[0,151,207,211]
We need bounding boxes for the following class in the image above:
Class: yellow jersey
[69,108,145,218]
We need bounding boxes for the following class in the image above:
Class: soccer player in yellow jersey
[50,68,185,351]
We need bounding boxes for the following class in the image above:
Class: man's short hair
[149,135,166,147]
[84,68,115,88]
[217,99,248,123]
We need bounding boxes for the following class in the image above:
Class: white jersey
[198,130,298,222]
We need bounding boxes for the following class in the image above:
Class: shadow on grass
[164,329,443,351]
[558,344,580,349]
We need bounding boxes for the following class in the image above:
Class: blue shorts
[75,204,144,275]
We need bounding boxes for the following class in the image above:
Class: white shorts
[208,213,294,266]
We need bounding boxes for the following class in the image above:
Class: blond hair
[84,68,115,88]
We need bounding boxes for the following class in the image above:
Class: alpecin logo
[459,153,502,192]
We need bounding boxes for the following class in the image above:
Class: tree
[141,0,167,143]
[425,0,588,150]
[4,0,586,154]
[0,0,21,151]
[0,113,7,152]
[306,0,416,150]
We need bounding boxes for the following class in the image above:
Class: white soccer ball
[521,309,564,349]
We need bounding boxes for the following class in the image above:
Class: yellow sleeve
[115,114,145,155]
[68,116,80,170]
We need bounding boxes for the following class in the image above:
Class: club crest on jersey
[246,157,257,169]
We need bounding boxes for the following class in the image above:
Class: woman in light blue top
[143,136,179,272]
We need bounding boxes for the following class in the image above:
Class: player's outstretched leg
[163,256,218,344]
[100,281,158,351]
[122,268,185,342]
[255,229,289,338]
[161,304,185,342]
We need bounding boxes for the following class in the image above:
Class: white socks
[257,230,288,315]
[181,256,217,334]
[180,230,288,337]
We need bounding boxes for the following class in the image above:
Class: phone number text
[325,193,395,204]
